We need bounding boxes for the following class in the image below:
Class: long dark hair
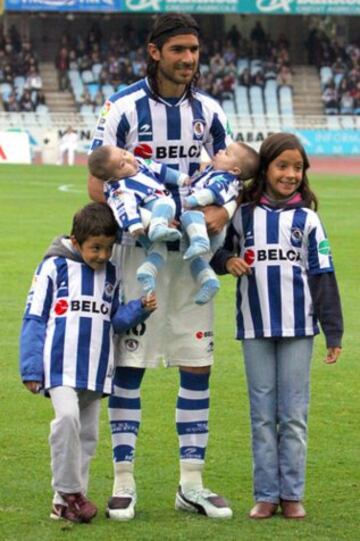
[146,13,201,100]
[244,132,318,210]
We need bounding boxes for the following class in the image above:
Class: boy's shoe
[59,492,97,523]
[175,486,233,519]
[194,279,220,305]
[50,503,82,523]
[106,488,137,521]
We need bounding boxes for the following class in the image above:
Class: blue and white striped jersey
[104,157,184,233]
[20,256,119,394]
[232,203,334,339]
[191,165,241,205]
[90,78,232,180]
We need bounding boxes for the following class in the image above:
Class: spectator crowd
[2,19,360,117]
[0,24,47,113]
[310,29,360,115]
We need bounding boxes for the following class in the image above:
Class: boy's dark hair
[235,142,260,180]
[146,13,200,99]
[71,202,117,245]
[88,146,112,181]
[244,132,318,210]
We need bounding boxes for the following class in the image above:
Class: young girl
[211,133,343,520]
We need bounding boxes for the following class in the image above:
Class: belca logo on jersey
[54,299,110,315]
[134,143,202,160]
[244,247,302,263]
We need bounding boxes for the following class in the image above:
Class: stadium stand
[0,15,359,143]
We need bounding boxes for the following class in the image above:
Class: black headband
[149,26,199,46]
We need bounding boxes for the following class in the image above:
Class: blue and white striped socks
[108,367,145,494]
[176,369,210,491]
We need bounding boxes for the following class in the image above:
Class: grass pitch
[0,164,359,541]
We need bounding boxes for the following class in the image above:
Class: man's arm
[88,173,106,202]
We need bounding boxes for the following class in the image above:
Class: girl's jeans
[242,337,313,503]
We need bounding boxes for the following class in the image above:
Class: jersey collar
[144,77,187,107]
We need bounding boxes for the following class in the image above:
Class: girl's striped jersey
[20,256,120,394]
[231,203,334,339]
[90,78,232,181]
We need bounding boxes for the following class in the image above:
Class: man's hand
[202,206,229,235]
[88,174,106,202]
[225,257,252,277]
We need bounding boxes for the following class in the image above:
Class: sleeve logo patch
[318,239,331,256]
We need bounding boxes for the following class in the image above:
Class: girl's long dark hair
[146,13,201,101]
[244,132,318,210]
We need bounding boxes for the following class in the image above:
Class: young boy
[88,143,259,304]
[19,202,157,524]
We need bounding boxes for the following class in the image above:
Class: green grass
[0,165,359,541]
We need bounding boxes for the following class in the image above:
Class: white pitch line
[58,184,84,193]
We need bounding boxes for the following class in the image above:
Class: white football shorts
[113,244,214,368]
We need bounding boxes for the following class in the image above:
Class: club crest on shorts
[125,339,139,352]
[193,120,205,140]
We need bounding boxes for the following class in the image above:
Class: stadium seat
[325,106,339,115]
[326,116,341,129]
[264,80,280,118]
[237,58,249,75]
[334,72,344,89]
[92,63,103,82]
[341,116,354,128]
[14,76,25,99]
[320,66,333,89]
[0,82,13,101]
[80,103,94,114]
[249,85,265,115]
[36,104,49,114]
[278,85,294,116]
[249,86,266,129]
[68,69,82,85]
[102,84,115,99]
[235,85,250,117]
[81,70,95,84]
[222,98,236,116]
[200,63,210,75]
[86,83,100,98]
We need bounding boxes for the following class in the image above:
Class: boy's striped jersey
[232,203,334,339]
[90,78,232,178]
[21,257,119,394]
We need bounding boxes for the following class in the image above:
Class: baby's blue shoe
[194,278,220,305]
[149,224,182,243]
[183,237,210,260]
[136,272,156,293]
